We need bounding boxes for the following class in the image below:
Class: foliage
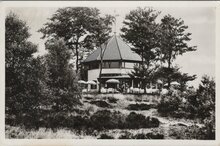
[158,75,215,129]
[129,63,159,92]
[121,7,161,91]
[133,132,164,139]
[125,112,160,129]
[90,100,112,108]
[43,39,82,112]
[159,14,196,88]
[98,134,114,139]
[176,72,196,92]
[158,92,182,117]
[107,96,118,103]
[5,13,44,129]
[196,75,215,120]
[119,131,164,139]
[118,131,133,139]
[90,110,125,130]
[169,122,215,140]
[121,7,160,64]
[126,103,152,111]
[155,66,196,91]
[39,7,114,72]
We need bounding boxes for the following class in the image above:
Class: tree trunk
[98,43,105,93]
[75,42,79,73]
[167,55,172,89]
[143,81,146,94]
[141,47,144,65]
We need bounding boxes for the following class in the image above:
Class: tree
[82,14,114,92]
[39,7,114,73]
[121,7,160,66]
[121,7,161,92]
[154,66,179,87]
[159,14,197,88]
[196,75,215,120]
[129,64,159,93]
[43,39,81,112]
[176,72,196,93]
[5,13,43,128]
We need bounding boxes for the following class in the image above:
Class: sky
[6,6,216,88]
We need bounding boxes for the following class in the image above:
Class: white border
[0,1,219,146]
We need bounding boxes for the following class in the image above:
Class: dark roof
[82,35,141,63]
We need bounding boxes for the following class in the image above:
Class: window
[125,62,135,68]
[111,62,120,68]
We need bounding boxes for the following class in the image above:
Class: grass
[5,125,94,139]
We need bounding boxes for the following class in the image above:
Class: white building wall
[88,68,133,81]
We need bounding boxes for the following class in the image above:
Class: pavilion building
[81,35,142,90]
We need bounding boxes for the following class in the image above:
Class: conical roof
[82,35,141,63]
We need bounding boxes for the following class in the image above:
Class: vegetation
[157,75,215,139]
[39,7,114,72]
[158,14,197,88]
[126,103,153,111]
[5,7,215,140]
[5,13,44,129]
[121,8,160,93]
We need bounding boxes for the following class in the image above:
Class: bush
[107,97,118,103]
[90,100,112,108]
[158,93,182,116]
[126,103,153,111]
[145,116,160,128]
[125,112,146,129]
[98,134,114,139]
[145,132,164,139]
[119,131,164,139]
[90,110,125,130]
[125,112,160,129]
[118,131,133,139]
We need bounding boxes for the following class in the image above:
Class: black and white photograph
[1,1,218,142]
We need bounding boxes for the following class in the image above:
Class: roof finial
[114,9,119,35]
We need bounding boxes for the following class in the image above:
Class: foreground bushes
[157,75,215,140]
[119,131,164,139]
[91,110,160,130]
[126,112,159,129]
[90,100,112,108]
[90,110,125,130]
[8,109,160,131]
[169,122,215,140]
[126,103,155,111]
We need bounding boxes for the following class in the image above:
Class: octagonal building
[81,35,142,88]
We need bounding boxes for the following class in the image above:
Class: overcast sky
[6,6,216,88]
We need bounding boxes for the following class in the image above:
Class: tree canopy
[158,14,197,88]
[5,13,44,128]
[39,7,114,72]
[121,7,160,65]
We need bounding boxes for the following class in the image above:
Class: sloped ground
[81,93,203,139]
[5,93,203,139]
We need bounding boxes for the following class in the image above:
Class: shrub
[125,112,160,129]
[118,131,133,139]
[84,96,93,100]
[90,110,125,130]
[145,116,160,128]
[98,134,114,139]
[107,97,118,103]
[145,132,164,139]
[125,112,146,129]
[90,100,112,108]
[126,103,152,111]
[119,132,164,139]
[157,93,182,117]
[132,133,146,139]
